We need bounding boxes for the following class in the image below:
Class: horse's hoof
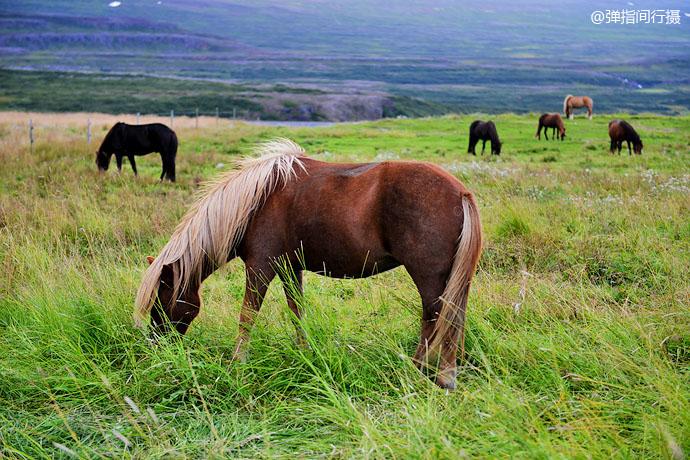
[436,368,457,390]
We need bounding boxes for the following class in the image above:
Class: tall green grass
[1,113,688,458]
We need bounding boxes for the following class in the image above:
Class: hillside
[1,1,689,119]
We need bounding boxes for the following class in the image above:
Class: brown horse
[535,113,566,141]
[563,95,593,120]
[609,120,643,155]
[135,139,483,390]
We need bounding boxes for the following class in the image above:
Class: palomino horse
[535,113,566,141]
[135,139,483,389]
[563,95,593,120]
[468,120,501,155]
[609,119,643,155]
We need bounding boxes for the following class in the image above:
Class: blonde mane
[134,138,306,327]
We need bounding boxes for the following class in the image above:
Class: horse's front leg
[481,140,486,155]
[115,154,123,172]
[232,264,275,362]
[127,154,138,176]
[627,141,632,155]
[279,268,307,348]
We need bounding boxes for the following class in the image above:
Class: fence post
[136,112,140,125]
[232,107,236,119]
[29,119,34,154]
[195,107,199,128]
[87,117,92,145]
[170,110,174,127]
[215,107,219,125]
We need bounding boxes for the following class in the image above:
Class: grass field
[0,112,688,458]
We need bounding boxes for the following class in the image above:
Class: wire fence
[17,107,259,150]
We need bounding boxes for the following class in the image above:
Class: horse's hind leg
[610,139,616,154]
[159,153,167,180]
[232,263,276,362]
[408,269,460,390]
[410,273,446,364]
[127,154,138,176]
[164,153,176,182]
[481,140,486,155]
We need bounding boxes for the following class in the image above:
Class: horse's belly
[292,211,397,278]
[299,237,399,278]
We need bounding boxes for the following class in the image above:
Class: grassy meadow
[0,111,689,458]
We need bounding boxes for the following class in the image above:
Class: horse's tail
[563,95,573,115]
[427,193,483,360]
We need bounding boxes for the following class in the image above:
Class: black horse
[96,122,178,182]
[468,120,501,155]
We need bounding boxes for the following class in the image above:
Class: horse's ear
[146,256,155,265]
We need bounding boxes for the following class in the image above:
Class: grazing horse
[135,139,483,390]
[609,119,643,155]
[535,113,566,141]
[563,95,593,120]
[96,122,178,182]
[468,120,501,155]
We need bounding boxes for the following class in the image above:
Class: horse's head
[492,141,502,155]
[560,127,566,141]
[95,149,111,171]
[146,256,201,339]
[634,141,643,155]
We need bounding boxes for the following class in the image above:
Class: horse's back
[120,123,175,154]
[247,159,468,277]
[541,113,561,126]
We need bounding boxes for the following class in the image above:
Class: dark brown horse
[135,139,483,390]
[536,113,566,141]
[468,120,501,155]
[609,120,643,155]
[563,95,593,120]
[96,122,178,181]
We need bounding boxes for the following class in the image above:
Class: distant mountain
[1,1,689,118]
